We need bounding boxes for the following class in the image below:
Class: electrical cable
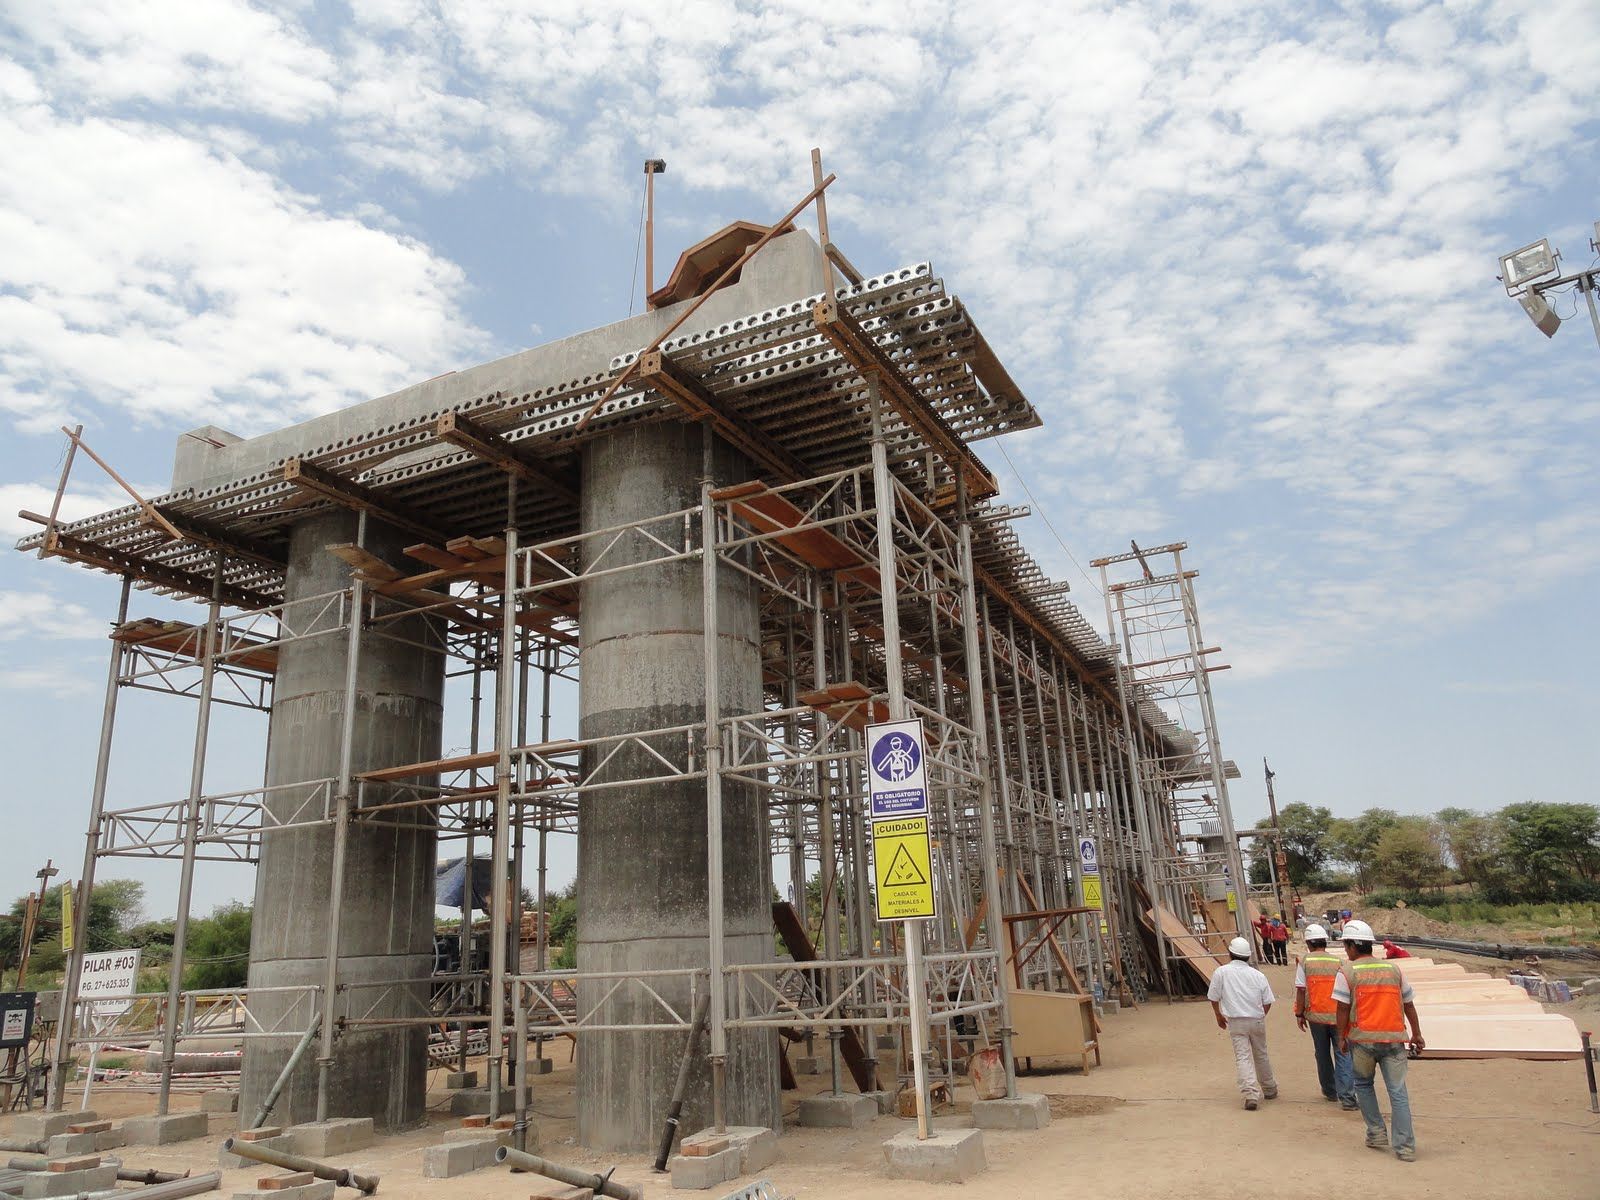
[627,177,647,317]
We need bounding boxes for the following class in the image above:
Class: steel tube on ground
[221,1138,378,1195]
[652,991,710,1172]
[0,1141,47,1155]
[495,1146,641,1200]
[251,1012,322,1130]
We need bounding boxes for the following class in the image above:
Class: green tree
[183,903,252,989]
[1326,808,1402,893]
[1434,808,1505,888]
[542,882,578,970]
[0,878,145,979]
[1371,818,1448,891]
[1253,802,1333,886]
[1498,802,1600,897]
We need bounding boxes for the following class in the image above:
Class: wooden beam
[44,530,275,610]
[436,410,579,504]
[282,458,445,543]
[636,350,809,482]
[149,506,284,571]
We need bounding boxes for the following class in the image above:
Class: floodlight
[1500,239,1559,293]
[1517,289,1561,338]
[1592,221,1600,254]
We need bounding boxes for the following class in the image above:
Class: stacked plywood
[1373,955,1584,1061]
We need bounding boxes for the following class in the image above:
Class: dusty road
[9,961,1597,1199]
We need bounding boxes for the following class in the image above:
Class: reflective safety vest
[1302,953,1342,1024]
[1341,959,1407,1043]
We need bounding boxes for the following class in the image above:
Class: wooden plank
[1012,873,1089,997]
[1414,1012,1583,1060]
[327,543,403,581]
[1142,905,1221,984]
[404,543,464,570]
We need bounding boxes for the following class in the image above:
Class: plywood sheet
[1143,906,1222,983]
[1416,1013,1582,1060]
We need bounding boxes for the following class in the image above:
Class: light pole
[1498,222,1600,347]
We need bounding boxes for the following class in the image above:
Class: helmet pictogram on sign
[872,733,921,783]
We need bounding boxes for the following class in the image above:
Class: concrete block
[12,1111,95,1141]
[203,1090,241,1114]
[94,1129,126,1151]
[287,1118,373,1157]
[43,1133,97,1157]
[669,1145,740,1190]
[797,1093,876,1129]
[230,1181,335,1200]
[449,1085,532,1117]
[882,1127,987,1183]
[972,1093,1052,1131]
[124,1112,209,1145]
[527,1057,554,1075]
[22,1165,118,1197]
[793,1056,822,1075]
[446,1071,478,1089]
[860,1091,895,1116]
[1583,978,1600,997]
[679,1126,776,1175]
[422,1131,511,1179]
[220,1133,295,1169]
[528,1187,592,1200]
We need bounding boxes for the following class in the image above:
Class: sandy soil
[9,968,1597,1199]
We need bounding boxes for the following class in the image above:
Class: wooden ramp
[1141,904,1223,988]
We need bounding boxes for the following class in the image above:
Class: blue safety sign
[866,718,928,819]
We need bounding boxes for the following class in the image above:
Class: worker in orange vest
[1334,919,1425,1162]
[1294,923,1355,1109]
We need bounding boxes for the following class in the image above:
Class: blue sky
[1,0,1597,921]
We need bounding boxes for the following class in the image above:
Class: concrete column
[577,423,780,1152]
[240,511,443,1130]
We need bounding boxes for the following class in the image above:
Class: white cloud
[0,664,96,698]
[0,481,155,540]
[0,590,102,641]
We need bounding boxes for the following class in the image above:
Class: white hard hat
[1304,923,1328,941]
[1228,936,1252,958]
[1341,918,1375,942]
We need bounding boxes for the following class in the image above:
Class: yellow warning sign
[872,815,936,922]
[1226,890,1238,913]
[1081,873,1103,911]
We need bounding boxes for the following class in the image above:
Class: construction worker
[1294,923,1356,1108]
[1267,915,1290,964]
[1207,936,1278,1110]
[1334,918,1426,1162]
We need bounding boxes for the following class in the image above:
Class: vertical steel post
[317,513,366,1121]
[699,464,728,1132]
[954,480,1017,1098]
[51,577,131,1110]
[869,377,933,1137]
[489,477,519,1118]
[158,556,223,1115]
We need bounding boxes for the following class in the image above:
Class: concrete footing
[445,1071,478,1089]
[11,1111,97,1140]
[124,1112,208,1145]
[448,1085,532,1117]
[882,1128,987,1183]
[203,1090,240,1113]
[42,1133,97,1157]
[971,1093,1052,1130]
[793,1056,821,1075]
[422,1130,513,1178]
[669,1145,741,1190]
[860,1091,895,1116]
[527,1057,554,1075]
[678,1126,776,1175]
[21,1164,119,1198]
[231,1182,335,1200]
[797,1093,876,1129]
[287,1118,374,1156]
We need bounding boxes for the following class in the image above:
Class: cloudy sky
[1,0,1596,919]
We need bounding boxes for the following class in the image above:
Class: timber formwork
[19,194,1245,1133]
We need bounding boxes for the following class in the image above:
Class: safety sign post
[865,718,936,1138]
[1078,836,1102,911]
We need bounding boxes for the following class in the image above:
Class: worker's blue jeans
[1352,1042,1414,1154]
[1309,1021,1354,1102]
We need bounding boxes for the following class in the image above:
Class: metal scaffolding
[18,172,1253,1139]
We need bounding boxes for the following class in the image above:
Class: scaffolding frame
[22,171,1250,1141]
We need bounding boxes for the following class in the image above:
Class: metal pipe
[251,1012,322,1130]
[512,984,530,1151]
[318,512,366,1121]
[9,1159,196,1188]
[1582,1030,1597,1114]
[160,556,224,1115]
[489,476,519,1117]
[495,1147,642,1200]
[0,1140,46,1154]
[699,466,728,1132]
[651,991,710,1172]
[51,576,131,1110]
[220,1139,377,1195]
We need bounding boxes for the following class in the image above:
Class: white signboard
[79,949,141,1016]
[1078,837,1099,874]
[866,719,928,820]
[1,1008,25,1042]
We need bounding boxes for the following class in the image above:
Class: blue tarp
[436,855,493,911]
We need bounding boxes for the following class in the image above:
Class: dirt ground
[7,968,1597,1200]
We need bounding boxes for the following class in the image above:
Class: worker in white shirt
[1207,936,1279,1110]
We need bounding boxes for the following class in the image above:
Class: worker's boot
[1244,1098,1258,1111]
